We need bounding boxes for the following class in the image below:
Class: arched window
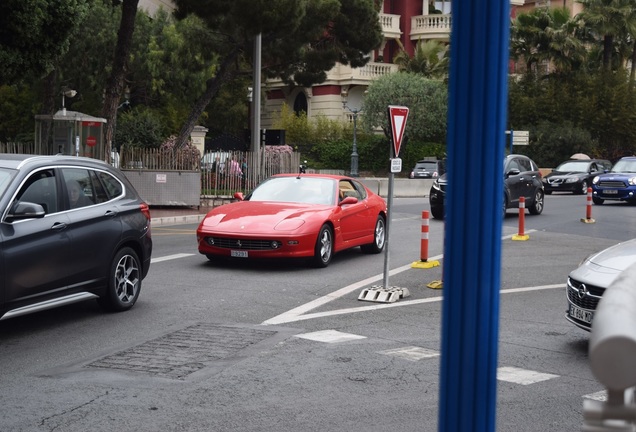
[293,92,308,116]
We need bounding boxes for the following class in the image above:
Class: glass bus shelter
[34,109,107,160]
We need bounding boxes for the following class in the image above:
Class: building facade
[260,0,538,129]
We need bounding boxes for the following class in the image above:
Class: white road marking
[263,282,562,325]
[294,330,367,343]
[263,230,542,326]
[497,366,559,385]
[378,346,440,361]
[151,253,195,263]
[584,390,607,401]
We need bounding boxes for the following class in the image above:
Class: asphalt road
[1,194,634,431]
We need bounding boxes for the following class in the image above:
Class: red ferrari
[196,173,388,267]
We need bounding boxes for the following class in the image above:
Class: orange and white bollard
[581,187,596,224]
[512,196,529,241]
[420,210,430,261]
[411,210,440,269]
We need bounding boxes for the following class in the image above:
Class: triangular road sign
[389,105,409,157]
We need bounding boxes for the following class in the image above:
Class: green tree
[362,72,448,146]
[0,0,90,85]
[510,6,585,76]
[576,0,636,71]
[170,0,384,149]
[392,39,449,78]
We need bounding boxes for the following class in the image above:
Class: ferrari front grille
[206,237,279,250]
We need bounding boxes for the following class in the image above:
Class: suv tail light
[140,202,151,221]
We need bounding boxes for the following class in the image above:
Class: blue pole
[439,1,510,431]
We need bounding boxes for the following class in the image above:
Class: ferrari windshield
[249,176,336,205]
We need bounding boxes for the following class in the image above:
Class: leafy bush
[159,134,200,169]
[115,107,167,149]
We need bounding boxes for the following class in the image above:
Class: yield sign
[389,105,409,157]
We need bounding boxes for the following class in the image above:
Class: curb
[151,214,207,227]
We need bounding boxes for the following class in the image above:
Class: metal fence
[120,146,302,197]
[200,148,302,196]
[0,142,36,154]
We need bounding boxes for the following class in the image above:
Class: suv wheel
[98,247,141,312]
[528,190,544,215]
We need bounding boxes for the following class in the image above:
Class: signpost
[506,130,529,153]
[359,105,410,303]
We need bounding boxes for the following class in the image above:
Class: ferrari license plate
[231,250,248,258]
[604,189,618,194]
[569,304,593,324]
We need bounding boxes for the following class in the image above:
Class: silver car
[566,238,636,331]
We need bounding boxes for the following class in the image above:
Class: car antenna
[297,161,307,178]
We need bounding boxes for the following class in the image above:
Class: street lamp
[112,86,131,166]
[61,88,77,115]
[341,88,361,177]
[118,86,131,109]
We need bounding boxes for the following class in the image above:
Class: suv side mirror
[5,201,46,222]
[506,168,521,178]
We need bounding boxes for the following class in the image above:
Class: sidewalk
[149,205,213,226]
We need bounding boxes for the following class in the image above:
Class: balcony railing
[411,14,452,40]
[379,13,401,39]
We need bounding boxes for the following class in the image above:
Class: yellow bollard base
[511,234,529,241]
[427,280,443,289]
[411,260,440,269]
[580,218,596,224]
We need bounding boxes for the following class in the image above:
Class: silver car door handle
[51,222,67,231]
[105,210,118,218]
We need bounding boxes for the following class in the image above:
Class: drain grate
[87,323,277,380]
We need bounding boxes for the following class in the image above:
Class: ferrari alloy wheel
[98,247,141,312]
[361,215,386,254]
[312,224,333,268]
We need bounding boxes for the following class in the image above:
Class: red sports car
[196,173,388,267]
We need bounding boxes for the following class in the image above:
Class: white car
[565,238,636,331]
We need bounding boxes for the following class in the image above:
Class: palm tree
[576,0,636,72]
[392,38,449,78]
[510,7,585,76]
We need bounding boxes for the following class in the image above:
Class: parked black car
[0,154,152,321]
[409,159,445,179]
[542,159,611,195]
[429,154,544,220]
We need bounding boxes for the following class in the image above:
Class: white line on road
[151,253,195,264]
[262,229,548,326]
[263,283,562,325]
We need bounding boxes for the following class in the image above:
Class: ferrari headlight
[275,219,305,231]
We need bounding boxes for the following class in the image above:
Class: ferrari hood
[199,201,331,234]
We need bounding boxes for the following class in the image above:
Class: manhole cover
[87,323,277,380]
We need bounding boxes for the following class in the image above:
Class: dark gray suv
[0,154,152,320]
[429,154,545,220]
